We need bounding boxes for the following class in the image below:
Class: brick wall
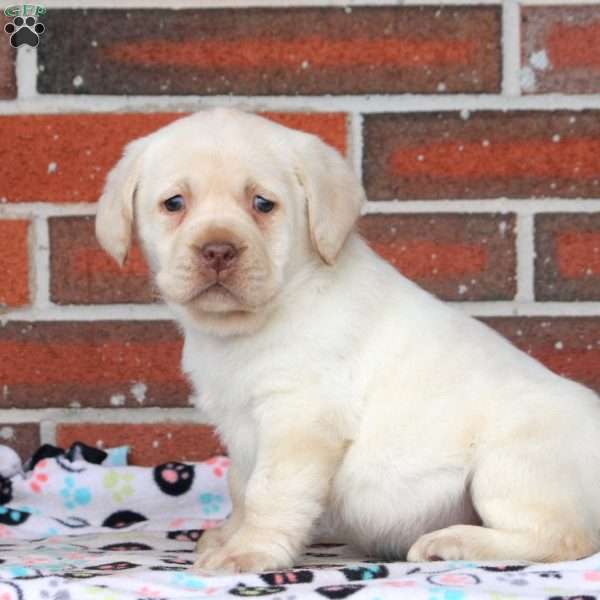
[1,0,600,465]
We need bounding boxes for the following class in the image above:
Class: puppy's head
[96,109,365,335]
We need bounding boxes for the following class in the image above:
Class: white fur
[96,109,600,573]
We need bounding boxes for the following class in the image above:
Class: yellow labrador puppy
[96,108,600,573]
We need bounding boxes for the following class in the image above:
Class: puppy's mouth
[197,281,234,298]
[182,276,231,297]
[184,279,250,312]
[157,269,237,303]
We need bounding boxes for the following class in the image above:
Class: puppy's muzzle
[200,242,239,274]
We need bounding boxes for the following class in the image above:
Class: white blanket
[0,454,599,599]
[1,531,600,599]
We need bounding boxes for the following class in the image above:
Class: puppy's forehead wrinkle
[146,133,291,195]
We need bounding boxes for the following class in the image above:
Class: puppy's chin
[158,281,273,337]
[189,284,246,313]
[177,299,272,338]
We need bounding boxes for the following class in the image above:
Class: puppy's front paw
[191,549,287,574]
[191,527,295,573]
[196,527,227,557]
[407,527,467,562]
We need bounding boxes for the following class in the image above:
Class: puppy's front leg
[194,463,245,564]
[195,420,342,573]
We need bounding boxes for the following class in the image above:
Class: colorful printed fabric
[0,455,600,598]
[0,531,600,599]
[0,456,231,539]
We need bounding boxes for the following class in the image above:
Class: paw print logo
[198,492,224,515]
[4,16,45,48]
[103,470,135,503]
[60,476,92,510]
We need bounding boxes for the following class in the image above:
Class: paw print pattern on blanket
[30,459,50,494]
[494,572,530,586]
[60,476,92,510]
[154,463,194,496]
[261,570,314,585]
[205,456,230,478]
[86,585,121,600]
[314,584,364,599]
[103,471,134,503]
[584,570,600,581]
[198,492,224,515]
[171,571,207,590]
[340,564,389,581]
[428,589,466,600]
[39,578,71,600]
[230,584,287,597]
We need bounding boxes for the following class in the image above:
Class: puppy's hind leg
[408,444,600,562]
[333,450,479,561]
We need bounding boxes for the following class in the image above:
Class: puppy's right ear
[95,137,147,267]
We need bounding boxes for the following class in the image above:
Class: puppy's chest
[183,338,262,479]
[183,333,269,419]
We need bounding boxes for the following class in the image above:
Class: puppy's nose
[200,242,238,272]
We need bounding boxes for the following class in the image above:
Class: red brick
[0,112,346,203]
[0,16,16,99]
[0,113,180,203]
[49,216,153,305]
[0,423,40,462]
[359,213,516,301]
[56,423,223,466]
[37,8,500,95]
[522,7,600,94]
[535,214,600,301]
[364,111,600,200]
[0,321,190,408]
[0,220,30,308]
[485,318,600,395]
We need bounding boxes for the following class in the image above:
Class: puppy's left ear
[95,137,148,267]
[294,134,366,265]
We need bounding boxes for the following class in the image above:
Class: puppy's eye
[163,195,185,213]
[253,195,275,214]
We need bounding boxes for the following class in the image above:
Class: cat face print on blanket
[96,108,600,573]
